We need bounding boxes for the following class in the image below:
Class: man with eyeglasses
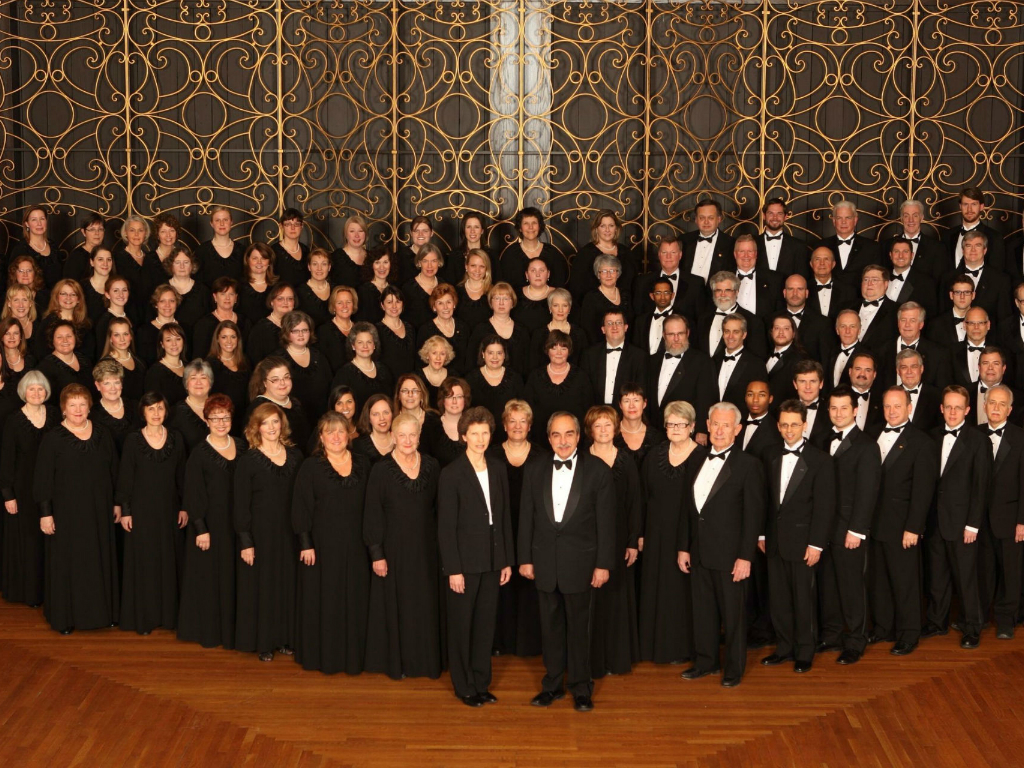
[633,235,707,325]
[877,302,951,390]
[851,265,898,350]
[951,307,992,390]
[734,234,781,321]
[816,201,881,289]
[646,315,714,439]
[941,230,1011,323]
[926,275,975,349]
[580,309,646,407]
[713,314,767,416]
[895,348,942,432]
[695,271,767,360]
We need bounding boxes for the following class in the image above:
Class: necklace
[668,441,691,461]
[371,432,394,452]
[55,351,77,366]
[503,440,529,459]
[186,396,206,415]
[289,346,309,356]
[207,434,232,451]
[102,398,124,414]
[111,350,131,361]
[261,442,283,458]
[7,350,21,365]
[620,421,645,435]
[165,359,184,369]
[62,419,88,433]
[395,451,421,475]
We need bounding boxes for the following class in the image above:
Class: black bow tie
[770,351,784,360]
[968,344,985,353]
[952,315,964,324]
[783,446,803,456]
[553,458,573,470]
[830,430,845,443]
[883,425,903,434]
[965,267,982,278]
[652,310,671,319]
[765,233,782,242]
[905,235,921,243]
[862,299,882,308]
[891,272,905,282]
[838,238,853,246]
[698,235,714,243]
[945,427,961,438]
[839,346,856,356]
[805,401,819,410]
[990,426,1005,437]
[904,387,919,396]
[816,282,832,292]
[900,342,918,351]
[744,417,763,426]
[664,352,682,360]
[788,310,804,321]
[854,390,870,401]
[980,384,989,394]
[708,448,732,461]
[960,226,977,237]
[723,352,741,362]
[660,272,677,282]
[715,309,730,317]
[738,271,754,280]
[606,347,622,354]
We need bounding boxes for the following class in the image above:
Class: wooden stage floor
[2,600,1022,767]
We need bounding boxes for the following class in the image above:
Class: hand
[964,528,977,545]
[732,558,751,582]
[845,532,862,549]
[757,539,766,554]
[499,566,511,586]
[902,531,919,549]
[113,505,122,523]
[625,547,638,567]
[519,563,535,580]
[695,433,708,446]
[804,547,821,567]
[372,558,387,577]
[677,551,690,573]
[591,568,609,588]
[4,499,17,515]
[1016,524,1024,544]
[241,547,255,566]
[40,515,55,535]
[449,574,465,593]
[196,533,210,551]
[177,510,188,529]
[300,548,316,566]
[637,537,644,552]
[121,515,133,532]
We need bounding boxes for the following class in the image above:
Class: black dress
[118,358,148,403]
[63,245,93,284]
[207,358,249,435]
[192,313,252,362]
[90,399,139,453]
[277,347,332,425]
[144,363,187,407]
[455,285,490,331]
[528,323,588,368]
[243,396,311,456]
[580,288,633,346]
[352,434,392,466]
[638,442,704,663]
[233,446,303,654]
[237,283,270,327]
[94,308,141,356]
[420,413,465,468]
[614,427,665,471]
[272,243,309,288]
[113,248,163,318]
[195,240,245,289]
[0,406,58,605]
[522,365,595,442]
[292,453,372,674]
[375,320,417,377]
[498,242,568,288]
[116,430,187,634]
[464,368,524,443]
[569,242,641,303]
[466,319,532,378]
[591,448,641,676]
[295,282,331,328]
[332,361,394,414]
[512,292,551,337]
[363,453,442,679]
[247,317,282,365]
[331,249,365,291]
[415,318,471,375]
[400,277,437,329]
[83,280,108,324]
[135,322,164,366]
[177,437,245,648]
[490,443,544,657]
[37,353,93,395]
[10,239,63,288]
[355,281,386,324]
[175,283,210,335]
[170,401,209,453]
[33,424,120,632]
[316,319,353,373]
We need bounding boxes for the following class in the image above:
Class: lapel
[994,431,1010,474]
[942,431,967,476]
[667,350,688,392]
[463,454,490,514]
[782,455,809,506]
[956,349,971,385]
[541,461,556,527]
[557,454,584,528]
[704,449,734,506]
[833,430,854,460]
[883,432,907,469]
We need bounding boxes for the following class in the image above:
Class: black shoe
[59,627,74,635]
[277,646,294,656]
[139,630,151,636]
[920,625,948,639]
[27,603,40,609]
[996,628,1014,640]
[815,641,841,653]
[461,694,484,707]
[530,691,565,707]
[491,649,504,657]
[258,651,274,662]
[950,621,963,633]
[760,653,793,666]
[890,641,918,656]
[794,660,813,673]
[573,695,594,712]
[867,633,894,645]
[721,676,742,688]
[478,691,497,704]
[680,666,719,680]
[836,650,862,665]
[960,633,980,649]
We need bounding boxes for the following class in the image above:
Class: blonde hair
[244,401,294,449]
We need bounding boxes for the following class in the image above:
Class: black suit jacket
[580,342,647,406]
[763,443,835,561]
[871,424,938,543]
[996,317,1024,391]
[694,306,767,360]
[646,347,717,431]
[818,234,881,289]
[802,404,834,445]
[765,345,808,403]
[929,424,990,541]
[740,416,783,462]
[925,311,966,350]
[632,271,707,326]
[517,451,616,594]
[940,266,1012,323]
[757,233,810,280]
[877,337,953,389]
[908,384,943,432]
[847,296,898,351]
[678,447,765,571]
[806,278,858,322]
[888,268,939,320]
[713,348,767,414]
[438,453,515,575]
[790,310,836,364]
[814,426,881,543]
[681,230,736,283]
[853,387,887,439]
[825,342,864,390]
[950,341,985,390]
[984,423,1024,539]
[905,234,949,282]
[943,222,1006,276]
[737,268,782,321]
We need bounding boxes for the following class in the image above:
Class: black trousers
[745,548,774,643]
[692,563,747,680]
[991,536,1023,631]
[869,539,921,645]
[446,571,500,698]
[925,532,982,635]
[767,555,818,662]
[537,587,595,698]
[818,540,869,653]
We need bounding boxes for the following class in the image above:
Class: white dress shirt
[967,340,985,382]
[475,468,493,525]
[940,422,963,475]
[691,232,718,281]
[858,299,882,339]
[708,306,737,354]
[815,279,833,317]
[693,447,731,512]
[902,231,921,256]
[953,310,967,343]
[649,308,670,354]
[886,268,910,303]
[658,351,683,404]
[766,343,790,373]
[763,231,783,270]
[955,223,979,267]
[778,440,805,505]
[829,425,867,539]
[802,400,819,438]
[988,420,1006,459]
[838,237,853,269]
[977,381,996,425]
[852,389,871,431]
[904,384,921,416]
[551,452,577,523]
[718,347,743,400]
[877,420,908,462]
[742,415,766,450]
[603,344,622,404]
[833,344,856,387]
[737,269,757,314]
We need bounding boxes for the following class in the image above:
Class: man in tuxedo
[695,271,767,359]
[815,385,881,665]
[922,386,989,649]
[581,309,646,407]
[734,234,781,321]
[678,402,764,687]
[972,347,1021,427]
[647,314,716,438]
[807,247,858,321]
[632,277,674,355]
[827,309,864,389]
[782,273,834,362]
[817,201,881,289]
[941,231,1012,323]
[759,401,835,673]
[893,199,949,281]
[681,199,736,283]
[980,386,1024,638]
[995,282,1024,390]
[633,236,707,324]
[945,186,1006,276]
[877,302,952,389]
[885,237,938,320]
[854,264,898,350]
[897,349,942,431]
[757,197,810,280]
[849,350,885,437]
[792,360,831,444]
[926,275,974,349]
[741,379,782,461]
[713,314,767,414]
[518,412,616,711]
[951,307,992,390]
[766,313,807,403]
[870,387,938,655]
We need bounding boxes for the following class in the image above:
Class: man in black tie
[757,197,810,280]
[782,273,834,362]
[713,313,767,414]
[926,275,974,349]
[972,347,1022,427]
[853,264,898,350]
[995,282,1024,390]
[940,231,1012,323]
[792,360,831,444]
[518,412,616,712]
[633,236,707,324]
[678,402,764,687]
[695,271,767,359]
[885,237,938,320]
[849,350,885,437]
[631,276,675,355]
[681,199,736,283]
[580,309,646,407]
[921,385,990,649]
[877,301,952,389]
[897,349,942,431]
[827,309,863,390]
[951,307,991,390]
[734,234,781,321]
[807,247,858,321]
[759,401,835,673]
[741,379,782,461]
[815,385,881,665]
[647,314,715,438]
[817,201,881,289]
[869,387,938,656]
[892,199,948,281]
[944,186,1006,276]
[766,313,806,403]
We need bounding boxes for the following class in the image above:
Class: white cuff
[809,545,823,552]
[849,531,866,540]
[966,526,979,533]
[758,535,765,541]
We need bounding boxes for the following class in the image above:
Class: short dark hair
[777,399,807,421]
[829,384,856,409]
[138,390,168,418]
[761,197,790,214]
[959,186,985,205]
[543,329,573,355]
[458,406,496,438]
[514,207,546,235]
[792,359,824,381]
[694,198,722,217]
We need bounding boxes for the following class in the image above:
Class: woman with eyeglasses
[244,355,312,454]
[276,311,331,425]
[99,317,147,402]
[64,213,107,284]
[247,282,297,366]
[465,282,530,378]
[271,208,310,289]
[422,376,469,468]
[206,320,250,436]
[522,329,594,443]
[393,372,434,429]
[352,393,394,465]
[40,278,95,363]
[172,359,216,452]
[580,254,633,345]
[195,206,245,289]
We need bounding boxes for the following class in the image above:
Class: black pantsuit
[446,571,501,698]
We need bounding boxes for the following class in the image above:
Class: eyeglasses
[207,415,231,424]
[399,389,419,396]
[861,277,886,284]
[445,394,465,401]
[665,421,691,430]
[85,225,105,234]
[964,320,988,327]
[598,269,619,276]
[267,375,292,385]
[604,320,625,328]
[951,290,974,297]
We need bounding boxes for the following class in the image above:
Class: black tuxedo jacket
[789,310,835,364]
[929,424,990,541]
[694,306,767,360]
[847,296,898,351]
[765,345,808,403]
[646,347,717,430]
[580,341,647,406]
[438,453,515,575]
[681,230,736,283]
[888,268,939,320]
[737,268,782,321]
[940,266,1012,323]
[871,423,938,543]
[877,336,953,389]
[905,234,949,282]
[713,348,767,414]
[517,451,616,594]
[802,404,834,445]
[908,384,943,432]
[853,387,887,438]
[806,278,858,322]
[763,443,835,561]
[757,232,810,280]
[740,417,783,462]
[996,317,1024,391]
[632,270,707,325]
[678,447,765,571]
[943,222,1006,275]
[818,234,881,289]
[825,342,864,390]
[984,422,1024,539]
[969,381,1024,428]
[925,311,966,350]
[950,340,985,390]
[814,426,880,542]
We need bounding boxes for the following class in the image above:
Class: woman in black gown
[206,320,249,436]
[585,405,641,676]
[34,383,120,633]
[615,383,664,468]
[82,245,115,324]
[522,329,594,442]
[454,249,492,331]
[489,398,543,657]
[4,284,44,362]
[375,285,417,377]
[464,335,523,444]
[1,370,58,606]
[90,358,138,451]
[401,243,443,329]
[164,246,210,334]
[234,401,303,661]
[527,288,587,368]
[364,412,442,679]
[352,393,394,465]
[275,310,332,425]
[135,284,182,365]
[177,394,244,649]
[421,376,468,468]
[316,285,356,373]
[568,209,639,303]
[580,254,633,346]
[512,257,555,336]
[171,359,214,452]
[143,322,188,407]
[117,391,187,635]
[443,212,495,286]
[332,213,371,290]
[99,316,147,402]
[191,277,250,364]
[244,355,311,453]
[292,412,371,675]
[246,282,296,365]
[37,319,93,394]
[331,322,394,415]
[195,206,245,289]
[12,205,63,287]
[415,284,469,376]
[0,315,35,391]
[355,248,392,325]
[497,207,568,289]
[294,247,332,328]
[271,208,311,289]
[417,336,454,408]
[394,215,435,285]
[465,282,531,378]
[64,212,107,284]
[639,399,703,664]
[237,243,277,327]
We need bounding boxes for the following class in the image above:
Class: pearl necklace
[207,434,232,452]
[102,398,124,414]
[261,442,283,458]
[620,422,645,435]
[62,419,88,433]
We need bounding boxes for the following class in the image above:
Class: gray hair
[722,312,748,333]
[963,229,988,248]
[17,369,51,402]
[120,214,150,243]
[900,200,925,216]
[988,383,1015,406]
[663,400,695,425]
[348,321,380,352]
[547,287,572,311]
[546,410,580,435]
[895,348,924,365]
[708,401,742,425]
[897,301,927,322]
[183,358,214,387]
[710,270,739,292]
[592,254,622,278]
[832,200,857,217]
